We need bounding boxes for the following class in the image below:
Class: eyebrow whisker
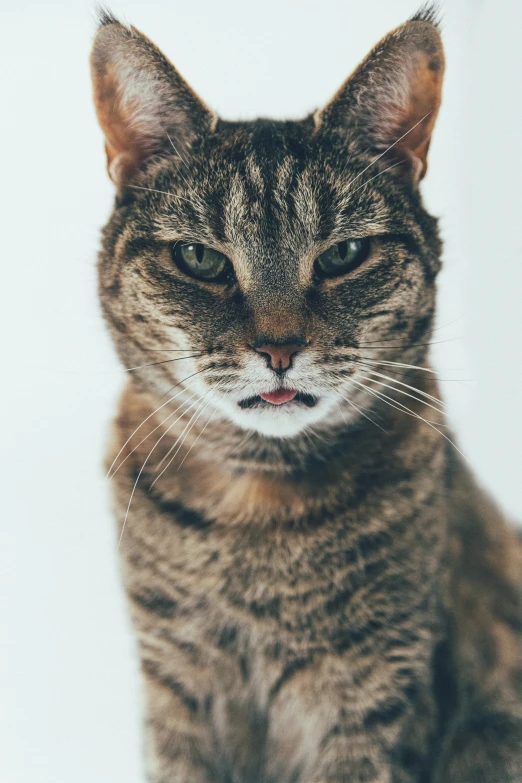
[124,354,202,372]
[343,111,432,193]
[127,184,198,206]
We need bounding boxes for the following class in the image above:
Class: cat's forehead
[199,119,388,221]
[150,117,399,256]
[150,119,323,250]
[218,122,320,250]
[216,118,313,165]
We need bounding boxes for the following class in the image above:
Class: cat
[91,6,522,782]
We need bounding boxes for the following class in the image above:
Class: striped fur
[91,9,522,782]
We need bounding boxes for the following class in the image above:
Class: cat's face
[92,11,444,438]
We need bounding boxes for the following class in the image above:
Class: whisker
[356,361,466,382]
[171,394,217,472]
[166,131,190,169]
[124,354,201,372]
[127,184,197,206]
[301,427,318,450]
[172,391,222,466]
[334,399,349,426]
[106,380,198,479]
[335,388,389,434]
[108,390,199,480]
[356,367,446,409]
[356,372,445,416]
[155,392,215,473]
[344,160,405,200]
[359,359,438,375]
[351,378,466,459]
[154,389,216,468]
[137,348,206,353]
[358,337,460,349]
[431,314,465,334]
[117,387,219,549]
[155,368,207,403]
[150,392,215,488]
[343,111,432,193]
[166,132,205,210]
[176,401,220,472]
[117,405,193,549]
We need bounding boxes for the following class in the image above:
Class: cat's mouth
[239,390,318,409]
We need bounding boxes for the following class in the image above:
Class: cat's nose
[252,336,307,373]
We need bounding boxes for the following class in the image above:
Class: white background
[1,1,521,781]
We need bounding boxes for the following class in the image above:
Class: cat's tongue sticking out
[259,389,298,405]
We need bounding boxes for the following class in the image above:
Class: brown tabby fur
[91,6,522,782]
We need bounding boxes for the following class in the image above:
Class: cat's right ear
[314,10,445,185]
[90,11,215,185]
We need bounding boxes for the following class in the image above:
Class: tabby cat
[91,6,522,782]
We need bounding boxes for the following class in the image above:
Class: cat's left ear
[314,12,445,185]
[90,12,216,185]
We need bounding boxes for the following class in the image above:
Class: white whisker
[356,373,446,421]
[166,132,206,213]
[334,399,349,426]
[106,382,197,479]
[360,336,460,349]
[350,378,468,462]
[116,407,193,550]
[343,112,432,193]
[344,160,405,201]
[127,184,197,206]
[176,402,219,472]
[150,391,215,487]
[336,388,389,434]
[166,131,189,169]
[360,358,438,374]
[108,390,199,479]
[431,314,465,334]
[124,354,201,372]
[357,368,446,410]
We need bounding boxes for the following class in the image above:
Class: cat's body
[92,8,522,782]
[108,379,522,783]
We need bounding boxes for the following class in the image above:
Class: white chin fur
[217,398,335,438]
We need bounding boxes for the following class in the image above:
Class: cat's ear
[90,12,216,185]
[314,11,445,185]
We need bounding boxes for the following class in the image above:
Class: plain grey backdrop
[1,0,521,781]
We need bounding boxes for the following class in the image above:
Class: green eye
[315,238,370,278]
[173,243,232,282]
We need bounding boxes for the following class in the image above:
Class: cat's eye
[314,238,370,278]
[173,243,232,282]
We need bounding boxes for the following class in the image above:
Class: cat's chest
[122,472,436,651]
[119,469,444,783]
[125,506,360,777]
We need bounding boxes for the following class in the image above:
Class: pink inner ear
[90,20,215,186]
[93,60,162,184]
[315,20,445,184]
[385,50,444,182]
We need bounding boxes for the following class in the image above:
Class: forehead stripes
[219,122,322,261]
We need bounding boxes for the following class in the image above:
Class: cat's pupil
[195,244,204,264]
[337,240,347,261]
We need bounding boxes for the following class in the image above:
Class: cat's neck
[115,372,446,527]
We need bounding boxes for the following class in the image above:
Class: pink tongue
[259,389,298,405]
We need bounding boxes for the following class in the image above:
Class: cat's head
[91,8,444,439]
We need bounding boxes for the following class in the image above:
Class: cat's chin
[219,396,336,439]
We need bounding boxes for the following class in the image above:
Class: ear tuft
[409,3,442,27]
[96,6,120,29]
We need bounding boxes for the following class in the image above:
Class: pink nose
[254,342,305,372]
